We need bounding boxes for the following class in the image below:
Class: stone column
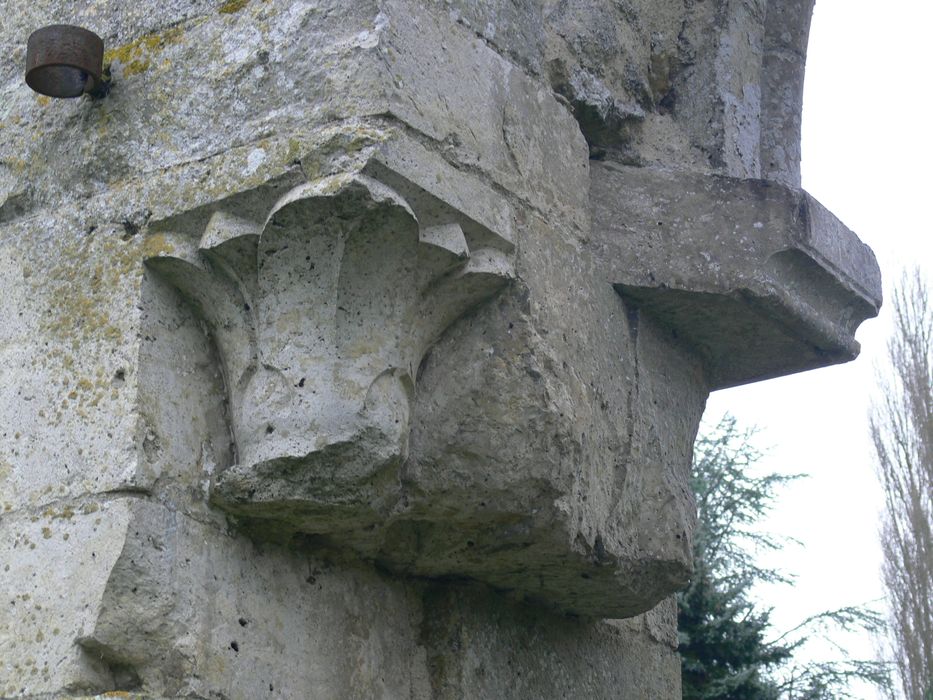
[0,1,880,697]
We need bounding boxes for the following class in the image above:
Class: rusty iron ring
[25,25,104,98]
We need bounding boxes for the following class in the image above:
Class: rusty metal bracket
[25,24,105,98]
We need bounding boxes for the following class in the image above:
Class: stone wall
[0,1,880,698]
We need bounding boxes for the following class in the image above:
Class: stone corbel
[591,162,883,389]
[145,158,513,528]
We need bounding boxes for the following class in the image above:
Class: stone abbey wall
[0,1,881,698]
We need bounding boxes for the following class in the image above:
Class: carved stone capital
[146,155,513,525]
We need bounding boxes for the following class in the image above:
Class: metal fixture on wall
[25,24,107,98]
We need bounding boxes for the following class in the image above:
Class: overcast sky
[703,0,933,694]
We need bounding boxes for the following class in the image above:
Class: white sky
[703,0,933,694]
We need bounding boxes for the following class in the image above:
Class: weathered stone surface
[78,499,430,699]
[438,0,814,181]
[131,133,701,619]
[420,586,682,699]
[387,211,705,617]
[144,137,514,529]
[0,0,880,697]
[1,493,681,698]
[0,218,144,511]
[591,162,882,388]
[0,0,587,234]
[0,500,135,695]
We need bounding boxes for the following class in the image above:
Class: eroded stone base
[1,495,679,699]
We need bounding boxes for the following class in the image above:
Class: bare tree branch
[872,268,933,700]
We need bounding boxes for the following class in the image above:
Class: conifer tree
[679,416,890,699]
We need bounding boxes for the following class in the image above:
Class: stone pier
[0,1,880,697]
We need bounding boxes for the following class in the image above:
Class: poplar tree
[872,269,933,700]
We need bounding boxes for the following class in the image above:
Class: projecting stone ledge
[136,127,703,622]
[591,162,882,389]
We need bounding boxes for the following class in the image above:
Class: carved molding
[591,161,882,389]
[145,163,513,520]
